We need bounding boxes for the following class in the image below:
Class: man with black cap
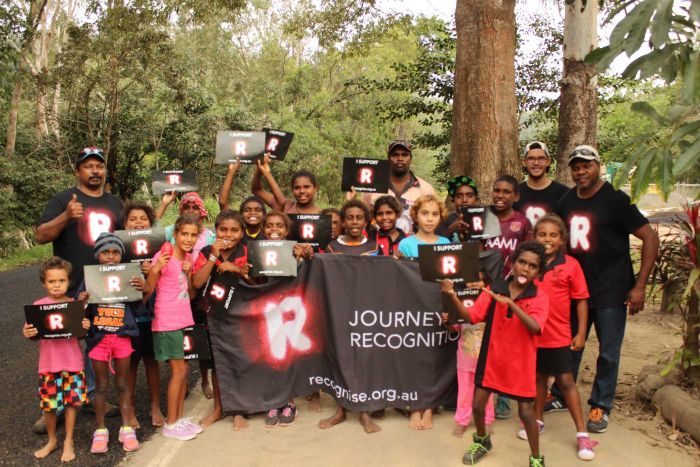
[36,147,124,296]
[34,148,124,432]
[514,141,569,226]
[547,145,658,433]
[361,140,436,234]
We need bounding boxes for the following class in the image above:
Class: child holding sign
[441,242,549,467]
[122,202,165,429]
[79,233,145,454]
[23,257,90,462]
[216,158,268,244]
[397,194,449,429]
[530,215,596,461]
[146,215,201,441]
[192,209,250,430]
[252,155,322,214]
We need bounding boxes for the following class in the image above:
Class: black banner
[24,301,87,339]
[262,128,294,161]
[287,214,332,252]
[341,157,390,193]
[418,242,480,283]
[210,255,458,413]
[248,240,298,277]
[151,170,197,195]
[84,263,143,304]
[215,131,266,164]
[115,227,166,263]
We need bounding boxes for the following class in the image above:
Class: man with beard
[34,148,123,433]
[362,140,436,234]
[514,141,569,226]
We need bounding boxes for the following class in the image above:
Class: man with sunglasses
[546,145,658,434]
[514,141,569,226]
[361,140,436,234]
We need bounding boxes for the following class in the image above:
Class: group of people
[24,139,658,466]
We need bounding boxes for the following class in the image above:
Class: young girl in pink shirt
[23,257,90,462]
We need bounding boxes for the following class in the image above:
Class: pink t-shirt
[151,251,194,332]
[34,297,84,374]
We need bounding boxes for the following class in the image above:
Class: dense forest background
[0,0,696,255]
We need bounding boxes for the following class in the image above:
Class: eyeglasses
[570,148,598,157]
[525,156,549,163]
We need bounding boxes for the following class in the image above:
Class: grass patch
[0,243,52,272]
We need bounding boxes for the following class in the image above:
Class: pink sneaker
[577,435,598,460]
[181,417,203,434]
[118,426,140,452]
[162,420,196,441]
[90,428,109,454]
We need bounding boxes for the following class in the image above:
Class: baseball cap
[76,147,106,167]
[568,145,601,165]
[523,141,550,159]
[387,140,412,155]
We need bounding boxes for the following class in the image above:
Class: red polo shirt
[535,252,589,348]
[470,280,549,399]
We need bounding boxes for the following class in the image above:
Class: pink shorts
[88,335,133,362]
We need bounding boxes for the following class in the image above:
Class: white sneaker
[162,420,196,441]
[517,420,544,440]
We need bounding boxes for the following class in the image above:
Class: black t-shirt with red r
[514,180,570,226]
[38,187,124,294]
[556,182,648,309]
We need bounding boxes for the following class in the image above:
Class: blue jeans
[551,305,627,414]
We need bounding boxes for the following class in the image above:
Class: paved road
[0,265,198,466]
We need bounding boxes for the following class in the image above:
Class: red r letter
[441,256,457,275]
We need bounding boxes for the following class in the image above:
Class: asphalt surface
[0,264,199,466]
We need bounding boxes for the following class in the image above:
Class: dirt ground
[124,306,700,466]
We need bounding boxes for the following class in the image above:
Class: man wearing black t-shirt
[549,145,658,433]
[33,147,124,432]
[514,141,569,226]
[36,148,124,295]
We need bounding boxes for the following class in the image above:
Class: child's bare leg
[114,357,132,426]
[421,408,433,430]
[518,400,540,457]
[319,405,346,429]
[370,409,385,419]
[61,407,77,462]
[34,411,58,459]
[143,357,164,426]
[167,359,187,424]
[200,362,213,399]
[359,411,381,433]
[233,414,249,431]
[126,359,140,428]
[308,391,321,412]
[534,372,548,422]
[408,410,422,430]
[92,360,110,428]
[200,370,223,427]
[557,372,586,432]
[472,388,491,437]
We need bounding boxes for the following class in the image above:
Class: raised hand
[65,193,84,220]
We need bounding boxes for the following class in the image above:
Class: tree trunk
[451,0,519,196]
[4,73,25,157]
[556,0,598,185]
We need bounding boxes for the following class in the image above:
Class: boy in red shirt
[442,242,549,467]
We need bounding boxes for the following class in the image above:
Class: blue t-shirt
[398,235,451,258]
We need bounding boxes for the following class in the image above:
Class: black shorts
[536,346,573,376]
[131,321,155,362]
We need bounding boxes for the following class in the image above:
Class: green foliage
[587,0,700,201]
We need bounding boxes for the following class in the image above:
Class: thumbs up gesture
[65,193,84,219]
